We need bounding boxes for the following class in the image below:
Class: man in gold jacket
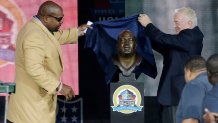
[7,1,89,123]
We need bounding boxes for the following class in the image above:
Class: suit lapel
[31,18,64,69]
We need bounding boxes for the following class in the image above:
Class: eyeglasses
[48,15,63,22]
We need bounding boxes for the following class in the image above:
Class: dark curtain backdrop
[78,0,125,122]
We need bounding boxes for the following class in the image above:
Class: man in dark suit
[138,7,204,123]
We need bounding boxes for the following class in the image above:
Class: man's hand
[78,24,92,36]
[204,108,218,123]
[138,14,152,27]
[60,84,75,100]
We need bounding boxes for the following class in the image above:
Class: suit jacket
[7,17,78,123]
[144,23,204,106]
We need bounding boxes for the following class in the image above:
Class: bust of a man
[112,30,142,77]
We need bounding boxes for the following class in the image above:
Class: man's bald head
[36,1,64,32]
[37,1,62,16]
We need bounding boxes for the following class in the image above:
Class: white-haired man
[138,7,204,123]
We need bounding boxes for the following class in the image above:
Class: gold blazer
[7,17,78,123]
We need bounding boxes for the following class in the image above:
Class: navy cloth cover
[85,15,157,83]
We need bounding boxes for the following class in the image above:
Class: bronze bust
[112,30,142,77]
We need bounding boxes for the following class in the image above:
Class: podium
[110,73,144,123]
[0,81,15,123]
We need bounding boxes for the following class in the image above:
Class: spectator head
[184,55,206,82]
[206,54,218,85]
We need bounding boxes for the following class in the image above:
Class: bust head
[117,30,136,58]
[113,30,141,77]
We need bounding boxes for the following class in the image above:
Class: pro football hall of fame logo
[111,85,143,114]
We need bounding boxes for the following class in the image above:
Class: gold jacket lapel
[31,18,64,69]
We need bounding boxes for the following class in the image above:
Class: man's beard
[53,27,59,32]
[50,25,60,33]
